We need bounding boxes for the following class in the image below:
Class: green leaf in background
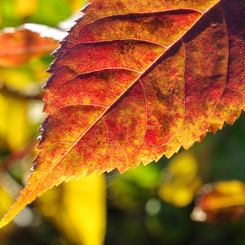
[0,0,87,28]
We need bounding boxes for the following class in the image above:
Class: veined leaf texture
[0,0,245,228]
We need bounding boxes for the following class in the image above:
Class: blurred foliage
[1,0,245,244]
[37,173,106,245]
[0,0,85,28]
[158,151,202,207]
[192,180,245,223]
[0,186,14,244]
[0,59,50,150]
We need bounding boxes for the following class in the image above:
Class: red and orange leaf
[0,26,60,67]
[1,0,245,228]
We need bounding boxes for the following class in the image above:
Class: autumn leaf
[0,25,61,67]
[1,0,245,228]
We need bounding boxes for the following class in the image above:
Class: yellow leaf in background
[0,61,49,90]
[191,181,245,223]
[0,95,29,150]
[0,0,2,26]
[0,187,14,244]
[14,0,38,18]
[0,60,49,150]
[158,151,202,207]
[37,173,106,245]
[212,181,245,209]
[0,187,13,218]
[69,0,87,12]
